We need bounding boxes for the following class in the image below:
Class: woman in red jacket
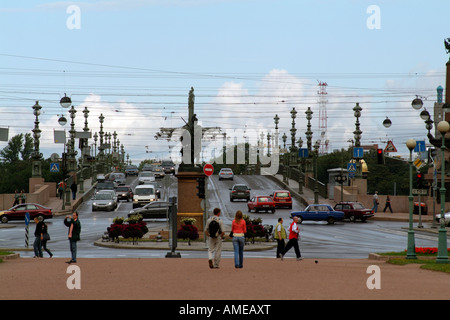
[231,210,247,268]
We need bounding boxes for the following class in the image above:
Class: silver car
[219,168,234,181]
[92,191,117,211]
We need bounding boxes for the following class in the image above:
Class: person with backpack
[205,208,224,269]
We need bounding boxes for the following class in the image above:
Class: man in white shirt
[279,216,302,261]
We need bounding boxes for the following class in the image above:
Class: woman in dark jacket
[41,222,53,258]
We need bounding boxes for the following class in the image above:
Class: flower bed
[107,215,148,244]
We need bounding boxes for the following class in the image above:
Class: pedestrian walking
[70,182,77,200]
[372,191,379,213]
[279,216,302,261]
[13,190,20,206]
[58,181,65,199]
[205,208,224,269]
[231,210,246,268]
[64,212,81,264]
[20,189,26,204]
[274,218,286,258]
[33,217,44,258]
[41,221,53,258]
[383,195,393,213]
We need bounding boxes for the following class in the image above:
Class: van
[133,185,157,208]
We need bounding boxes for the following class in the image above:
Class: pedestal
[175,170,205,232]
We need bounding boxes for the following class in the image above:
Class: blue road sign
[347,163,357,173]
[25,212,30,226]
[414,140,426,153]
[50,163,60,172]
[353,147,364,159]
[298,148,309,158]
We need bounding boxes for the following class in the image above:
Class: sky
[0,0,449,165]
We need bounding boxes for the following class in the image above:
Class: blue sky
[0,0,449,163]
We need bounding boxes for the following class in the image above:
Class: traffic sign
[50,163,60,173]
[203,163,214,176]
[414,141,426,153]
[412,189,428,195]
[353,147,364,159]
[25,212,30,226]
[347,163,357,173]
[298,148,309,158]
[384,140,397,153]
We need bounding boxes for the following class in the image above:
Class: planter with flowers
[177,217,199,245]
[107,214,148,244]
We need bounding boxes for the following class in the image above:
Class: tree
[0,133,33,163]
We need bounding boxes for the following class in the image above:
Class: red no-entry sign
[203,163,214,176]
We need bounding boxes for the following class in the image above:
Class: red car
[271,190,292,209]
[0,203,53,223]
[333,202,374,222]
[247,196,276,213]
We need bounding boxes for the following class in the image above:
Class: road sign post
[25,212,30,248]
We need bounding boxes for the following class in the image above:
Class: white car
[437,212,450,227]
[219,168,234,181]
[138,172,156,184]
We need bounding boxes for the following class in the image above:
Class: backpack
[208,219,221,238]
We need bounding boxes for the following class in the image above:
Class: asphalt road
[0,173,440,259]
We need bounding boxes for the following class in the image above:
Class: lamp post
[406,139,417,259]
[31,101,43,178]
[436,121,449,263]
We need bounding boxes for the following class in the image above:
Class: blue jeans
[232,236,245,268]
[33,237,43,257]
[69,239,78,262]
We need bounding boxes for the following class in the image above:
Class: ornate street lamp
[31,101,43,178]
[290,108,297,151]
[436,121,449,263]
[406,139,417,259]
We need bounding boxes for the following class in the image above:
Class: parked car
[115,185,133,202]
[92,192,117,212]
[291,204,344,224]
[247,196,276,213]
[161,160,176,174]
[219,168,234,180]
[437,212,450,227]
[230,184,251,202]
[334,201,374,222]
[125,165,139,176]
[0,203,53,223]
[128,200,169,219]
[271,190,292,209]
[138,172,156,184]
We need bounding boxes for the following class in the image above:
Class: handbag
[229,231,233,238]
[43,233,50,241]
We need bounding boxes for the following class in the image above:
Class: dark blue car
[291,204,344,224]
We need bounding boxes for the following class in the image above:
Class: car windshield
[135,188,154,195]
[116,187,129,192]
[234,185,248,191]
[258,197,271,202]
[94,193,113,200]
[352,202,365,209]
[141,172,154,177]
[275,192,289,198]
[97,182,114,190]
